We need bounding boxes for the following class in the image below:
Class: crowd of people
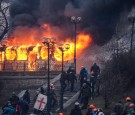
[67,96,135,115]
[2,90,30,115]
[112,97,135,115]
[2,62,135,115]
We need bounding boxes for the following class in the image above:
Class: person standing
[123,97,132,114]
[90,63,100,78]
[9,92,19,108]
[85,104,95,115]
[60,71,67,92]
[78,83,91,109]
[69,71,77,92]
[79,66,88,88]
[113,101,123,115]
[22,90,30,104]
[50,83,57,108]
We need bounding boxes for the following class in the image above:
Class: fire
[0,25,92,71]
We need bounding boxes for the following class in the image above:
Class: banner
[34,94,47,111]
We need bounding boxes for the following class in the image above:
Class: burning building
[0,32,92,73]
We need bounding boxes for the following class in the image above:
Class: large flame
[0,25,92,71]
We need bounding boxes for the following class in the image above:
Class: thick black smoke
[9,0,135,45]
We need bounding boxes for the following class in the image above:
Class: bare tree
[0,0,9,41]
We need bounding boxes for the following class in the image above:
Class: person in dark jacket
[78,83,91,109]
[90,63,100,78]
[40,86,45,94]
[17,99,29,115]
[22,90,30,104]
[70,102,82,115]
[69,71,77,92]
[79,66,88,88]
[123,97,132,114]
[67,66,73,90]
[113,101,123,115]
[50,83,57,108]
[60,71,67,92]
[2,101,16,115]
[9,92,19,108]
[85,104,95,115]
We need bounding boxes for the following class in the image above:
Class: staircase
[27,74,80,114]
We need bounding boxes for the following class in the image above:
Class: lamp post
[42,37,56,115]
[58,43,70,111]
[128,15,135,64]
[71,16,81,74]
[0,44,6,71]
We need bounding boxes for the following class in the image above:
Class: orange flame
[0,25,92,70]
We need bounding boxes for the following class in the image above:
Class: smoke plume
[9,0,135,45]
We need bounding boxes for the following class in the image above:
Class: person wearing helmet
[50,83,57,108]
[127,103,135,115]
[123,96,132,114]
[70,102,82,115]
[58,112,64,115]
[85,104,95,115]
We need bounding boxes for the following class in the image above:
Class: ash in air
[9,0,135,46]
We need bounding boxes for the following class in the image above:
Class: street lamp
[128,13,135,65]
[42,37,56,115]
[58,43,70,111]
[71,16,81,74]
[0,44,6,71]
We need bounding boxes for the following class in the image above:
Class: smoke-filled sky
[9,0,135,46]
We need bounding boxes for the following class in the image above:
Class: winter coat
[70,106,82,115]
[79,68,88,80]
[9,95,19,107]
[123,101,132,114]
[113,102,123,115]
[18,100,29,114]
[2,105,16,115]
[23,91,30,104]
[69,72,77,82]
[60,72,67,83]
[78,85,91,99]
[90,64,100,76]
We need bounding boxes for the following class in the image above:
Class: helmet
[75,102,80,106]
[81,66,84,69]
[89,104,95,109]
[50,83,55,89]
[59,112,64,115]
[129,103,135,108]
[93,108,97,112]
[126,97,131,101]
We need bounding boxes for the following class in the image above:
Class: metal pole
[130,20,135,64]
[60,51,64,111]
[47,43,50,115]
[74,23,77,74]
[62,51,64,73]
